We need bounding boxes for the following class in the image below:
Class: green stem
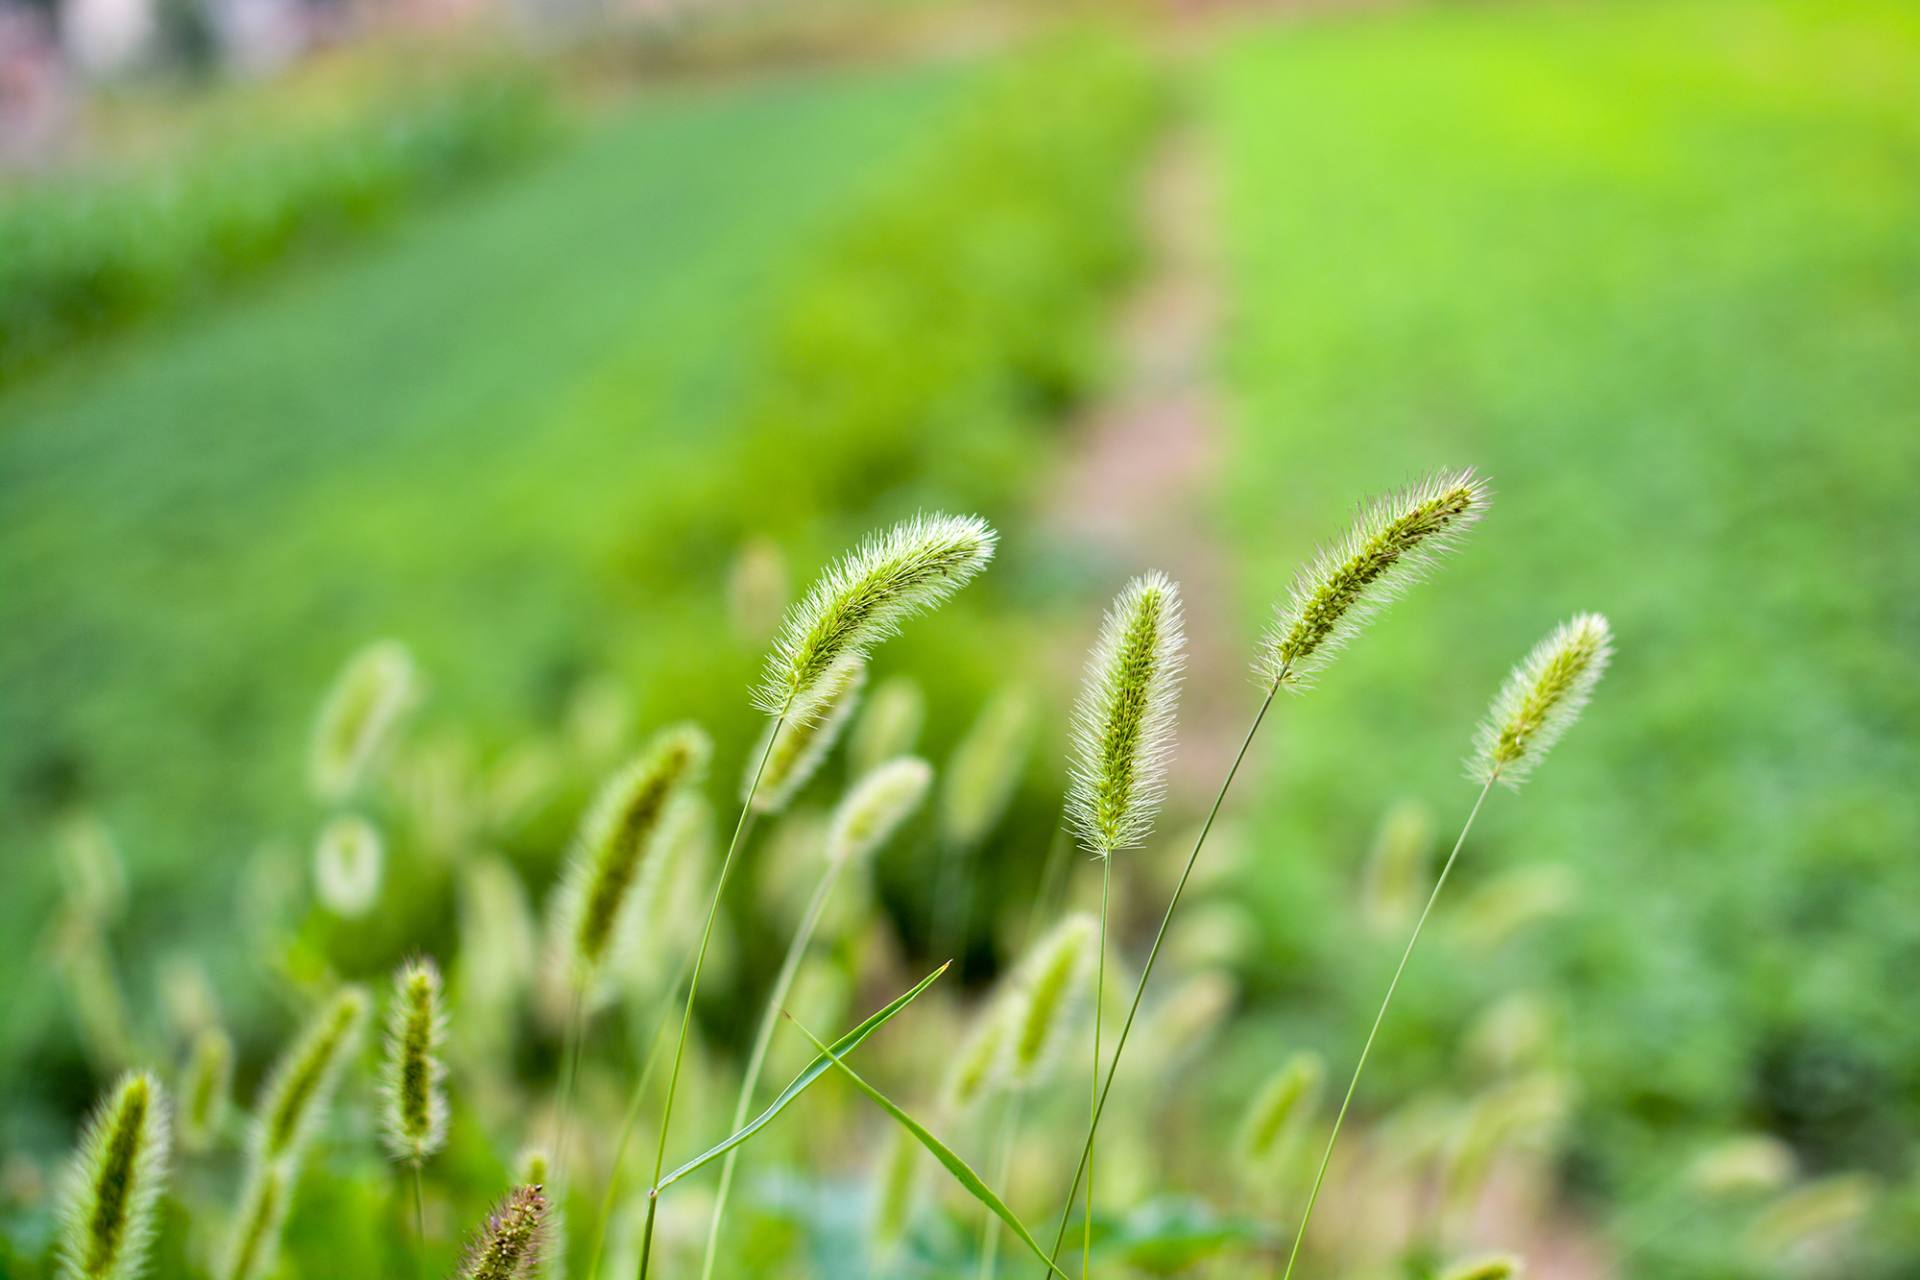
[1277,778,1495,1280]
[978,1093,1025,1280]
[412,1162,426,1280]
[1082,855,1112,1280]
[1040,680,1281,1275]
[635,718,783,1280]
[697,860,845,1280]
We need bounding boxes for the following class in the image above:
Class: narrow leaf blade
[658,961,949,1188]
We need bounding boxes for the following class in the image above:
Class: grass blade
[784,1014,1071,1280]
[657,961,950,1189]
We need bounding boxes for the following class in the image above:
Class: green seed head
[1439,1253,1522,1280]
[1068,572,1185,858]
[178,1027,232,1153]
[56,1071,169,1280]
[827,757,933,867]
[939,997,1011,1115]
[221,1160,289,1280]
[309,639,417,801]
[380,957,449,1166]
[312,814,383,918]
[459,1185,549,1280]
[748,660,866,814]
[939,688,1035,850]
[755,514,996,723]
[252,987,368,1167]
[1259,469,1488,690]
[1472,613,1612,787]
[1236,1052,1322,1169]
[1002,913,1099,1091]
[848,675,926,778]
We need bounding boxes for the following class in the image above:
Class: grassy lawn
[1208,1,1920,1272]
[0,63,970,1079]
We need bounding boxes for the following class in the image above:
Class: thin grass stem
[1040,680,1281,1274]
[635,719,783,1280]
[1082,855,1112,1280]
[412,1161,427,1280]
[1278,779,1495,1280]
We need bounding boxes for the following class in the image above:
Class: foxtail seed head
[939,688,1035,850]
[748,660,865,814]
[309,640,417,801]
[552,725,711,991]
[939,997,1011,1115]
[381,958,449,1165]
[514,1150,565,1280]
[1002,913,1099,1091]
[827,757,933,867]
[1472,613,1612,787]
[459,1185,549,1280]
[1068,572,1185,858]
[221,1161,288,1280]
[313,815,383,918]
[754,514,996,723]
[848,676,926,778]
[1258,469,1487,689]
[252,986,368,1167]
[56,1071,169,1280]
[178,1026,232,1152]
[1236,1052,1323,1168]
[1440,1255,1523,1280]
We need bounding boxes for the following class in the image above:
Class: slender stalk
[978,1093,1025,1280]
[553,986,585,1186]
[1081,856,1112,1280]
[698,862,845,1280]
[1278,779,1495,1280]
[412,1162,427,1280]
[635,719,784,1280]
[1040,680,1281,1274]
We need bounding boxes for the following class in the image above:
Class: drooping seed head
[1472,613,1612,787]
[550,725,711,992]
[55,1071,169,1280]
[312,815,383,918]
[848,675,926,778]
[309,640,417,801]
[939,996,1011,1115]
[827,757,933,867]
[747,660,866,814]
[380,957,449,1166]
[459,1185,549,1280]
[1440,1254,1522,1280]
[754,514,996,723]
[1236,1052,1323,1169]
[178,1026,232,1153]
[1068,572,1186,858]
[221,1160,289,1280]
[252,986,369,1167]
[1002,913,1099,1091]
[1258,469,1488,689]
[939,688,1035,850]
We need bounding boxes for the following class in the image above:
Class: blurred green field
[1207,1,1920,1273]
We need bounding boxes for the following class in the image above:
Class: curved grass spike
[1236,1052,1323,1170]
[1281,615,1612,1280]
[459,1185,549,1280]
[747,660,865,814]
[381,957,449,1166]
[939,687,1035,851]
[309,639,417,801]
[516,1149,565,1280]
[1257,469,1488,689]
[178,1026,232,1152]
[940,997,1011,1116]
[639,518,994,1280]
[697,757,934,1280]
[1038,472,1492,1278]
[1440,1254,1522,1280]
[55,1070,169,1280]
[1064,573,1184,1279]
[754,513,997,723]
[253,986,368,1166]
[1003,914,1098,1092]
[221,1161,288,1280]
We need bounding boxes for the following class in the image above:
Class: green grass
[0,62,969,1096]
[1208,2,1920,1274]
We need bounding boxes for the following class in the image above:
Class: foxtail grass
[313,814,383,918]
[698,757,932,1280]
[310,639,416,801]
[55,1071,169,1280]
[178,1027,231,1153]
[251,987,368,1167]
[1064,573,1184,1278]
[1441,1254,1522,1280]
[517,1149,565,1280]
[748,660,864,814]
[460,1185,549,1280]
[933,686,1035,969]
[638,514,995,1280]
[848,675,926,777]
[383,958,449,1276]
[1038,470,1487,1277]
[1236,1052,1323,1172]
[221,1162,288,1280]
[1281,614,1610,1280]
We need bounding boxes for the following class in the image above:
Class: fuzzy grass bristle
[748,660,865,814]
[940,999,1011,1115]
[514,1149,565,1279]
[1068,572,1186,858]
[252,986,368,1166]
[221,1161,288,1280]
[309,639,417,801]
[551,725,711,991]
[1472,613,1612,787]
[381,957,449,1166]
[827,757,933,867]
[1003,913,1099,1091]
[56,1070,169,1280]
[1259,469,1488,689]
[178,1027,231,1153]
[754,513,996,723]
[1237,1052,1323,1168]
[459,1185,549,1280]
